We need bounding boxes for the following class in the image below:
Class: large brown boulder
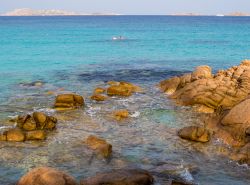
[178,126,210,143]
[80,169,154,185]
[220,99,250,143]
[54,93,84,110]
[85,135,112,158]
[17,167,78,185]
[159,60,250,111]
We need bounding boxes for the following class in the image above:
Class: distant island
[2,8,120,16]
[170,12,250,16]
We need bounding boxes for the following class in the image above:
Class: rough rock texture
[107,81,142,97]
[17,112,57,131]
[17,167,78,185]
[160,60,250,111]
[2,112,57,142]
[113,109,129,121]
[54,93,84,110]
[220,99,250,143]
[178,126,210,143]
[80,169,154,185]
[85,135,112,158]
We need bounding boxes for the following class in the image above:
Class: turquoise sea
[0,16,250,184]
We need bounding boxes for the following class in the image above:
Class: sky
[0,0,250,15]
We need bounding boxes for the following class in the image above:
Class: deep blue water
[0,16,250,185]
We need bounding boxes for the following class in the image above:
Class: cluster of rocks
[0,112,57,142]
[16,166,194,185]
[159,59,250,163]
[90,81,143,101]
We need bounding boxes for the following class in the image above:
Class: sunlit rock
[17,167,78,185]
[54,93,84,110]
[6,128,25,142]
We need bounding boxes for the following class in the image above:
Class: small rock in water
[93,87,106,94]
[17,167,78,185]
[80,169,154,185]
[91,94,108,102]
[113,109,129,121]
[107,81,143,97]
[178,126,210,143]
[54,93,84,110]
[85,135,112,158]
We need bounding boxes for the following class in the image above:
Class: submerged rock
[85,135,112,158]
[54,93,84,110]
[113,109,129,121]
[80,169,154,185]
[178,126,210,143]
[17,167,78,185]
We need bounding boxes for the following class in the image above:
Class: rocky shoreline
[159,59,250,164]
[2,60,250,184]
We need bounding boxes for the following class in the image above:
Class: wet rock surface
[85,135,112,158]
[80,169,154,185]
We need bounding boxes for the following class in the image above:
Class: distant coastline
[1,8,120,16]
[1,8,250,16]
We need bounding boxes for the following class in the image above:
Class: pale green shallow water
[0,16,250,184]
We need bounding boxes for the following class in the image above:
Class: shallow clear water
[0,16,250,185]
